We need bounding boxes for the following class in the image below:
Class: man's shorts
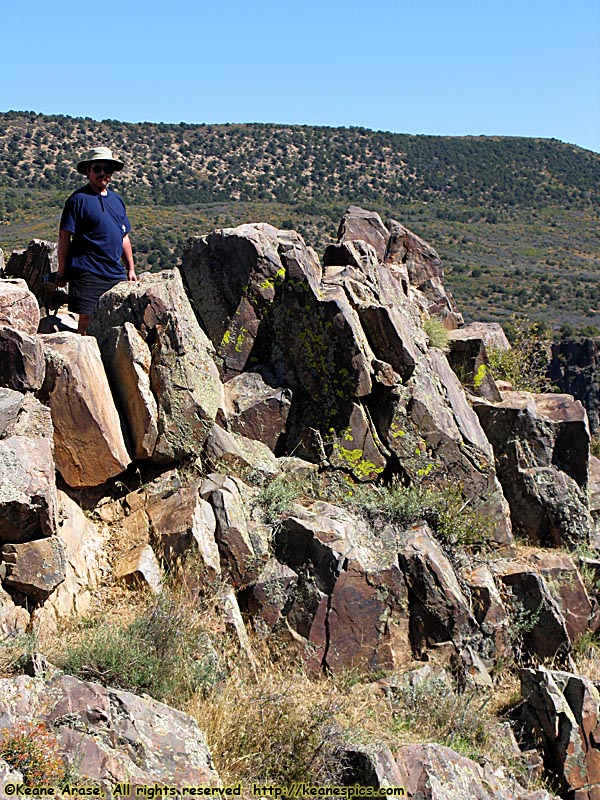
[67,268,123,315]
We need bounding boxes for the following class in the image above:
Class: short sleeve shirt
[60,185,131,280]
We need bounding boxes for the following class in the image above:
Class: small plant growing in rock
[0,722,66,786]
[423,317,450,352]
[257,475,303,523]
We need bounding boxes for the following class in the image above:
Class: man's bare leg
[77,314,90,335]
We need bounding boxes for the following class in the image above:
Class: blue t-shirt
[60,185,131,280]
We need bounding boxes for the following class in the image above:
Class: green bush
[60,589,219,705]
[486,315,553,392]
[350,481,494,551]
[257,475,304,523]
[423,317,450,352]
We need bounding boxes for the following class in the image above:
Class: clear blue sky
[2,0,599,152]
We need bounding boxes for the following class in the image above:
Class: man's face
[87,161,114,192]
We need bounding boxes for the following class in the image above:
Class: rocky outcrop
[475,391,591,547]
[1,208,598,795]
[90,269,222,463]
[549,337,600,434]
[0,671,220,789]
[181,214,512,548]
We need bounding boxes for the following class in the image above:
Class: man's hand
[56,272,68,288]
[127,267,138,282]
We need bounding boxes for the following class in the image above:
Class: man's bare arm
[57,229,71,287]
[122,234,138,281]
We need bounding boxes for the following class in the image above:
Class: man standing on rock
[57,146,137,335]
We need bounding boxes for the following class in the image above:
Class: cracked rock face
[40,332,131,488]
[0,390,58,542]
[90,269,222,464]
[520,668,600,796]
[475,391,592,548]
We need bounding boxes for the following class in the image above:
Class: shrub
[423,317,450,352]
[486,315,553,392]
[59,589,220,706]
[350,481,494,551]
[0,723,66,786]
[390,675,491,760]
[257,475,304,523]
[189,658,359,784]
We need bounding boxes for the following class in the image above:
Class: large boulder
[110,321,159,459]
[5,239,58,307]
[475,391,592,547]
[146,481,221,578]
[2,537,66,602]
[0,326,45,392]
[0,672,220,788]
[0,390,58,541]
[181,223,321,380]
[90,269,222,463]
[525,550,593,644]
[218,370,292,450]
[203,424,282,482]
[182,223,377,460]
[398,523,480,656]
[201,474,269,589]
[492,559,572,663]
[396,742,554,800]
[39,332,131,487]
[0,278,40,334]
[32,490,109,628]
[520,668,600,797]
[272,500,412,674]
[337,205,390,260]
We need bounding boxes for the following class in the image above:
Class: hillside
[1,110,599,329]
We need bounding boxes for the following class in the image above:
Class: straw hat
[76,146,124,175]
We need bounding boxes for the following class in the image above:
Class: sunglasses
[91,163,114,174]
